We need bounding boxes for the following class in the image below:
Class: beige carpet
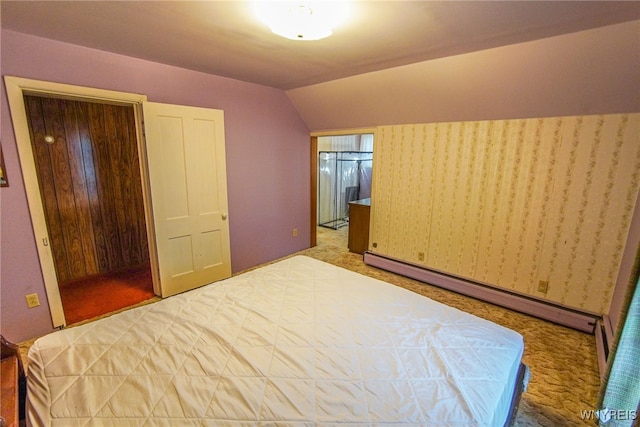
[20,226,600,426]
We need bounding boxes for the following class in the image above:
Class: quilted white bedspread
[27,255,524,426]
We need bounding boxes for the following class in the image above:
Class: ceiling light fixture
[253,1,351,41]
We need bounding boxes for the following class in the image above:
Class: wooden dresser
[348,198,371,254]
[1,336,25,427]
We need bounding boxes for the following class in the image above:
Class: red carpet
[59,264,155,325]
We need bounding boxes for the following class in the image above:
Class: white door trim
[4,76,151,329]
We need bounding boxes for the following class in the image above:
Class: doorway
[313,133,375,250]
[23,94,155,324]
[7,77,233,328]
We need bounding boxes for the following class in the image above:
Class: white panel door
[143,102,231,297]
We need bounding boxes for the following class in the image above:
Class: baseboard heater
[364,252,599,334]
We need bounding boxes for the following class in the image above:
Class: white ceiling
[2,1,639,90]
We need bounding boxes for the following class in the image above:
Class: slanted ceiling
[2,2,639,129]
[287,20,640,130]
[1,1,638,90]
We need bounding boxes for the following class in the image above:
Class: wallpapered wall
[370,114,640,314]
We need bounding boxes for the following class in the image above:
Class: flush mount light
[253,1,351,41]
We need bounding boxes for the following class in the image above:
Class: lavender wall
[0,30,310,342]
[287,20,640,131]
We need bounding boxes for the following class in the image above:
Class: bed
[26,255,528,426]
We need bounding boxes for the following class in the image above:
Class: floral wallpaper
[370,114,640,314]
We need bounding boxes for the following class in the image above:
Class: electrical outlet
[538,280,549,294]
[26,293,40,308]
[418,252,425,261]
[292,228,298,237]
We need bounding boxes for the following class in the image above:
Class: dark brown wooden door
[24,95,149,284]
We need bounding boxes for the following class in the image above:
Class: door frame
[309,128,377,248]
[5,76,157,328]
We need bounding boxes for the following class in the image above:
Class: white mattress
[27,255,524,426]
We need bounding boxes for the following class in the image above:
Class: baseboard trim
[364,252,599,333]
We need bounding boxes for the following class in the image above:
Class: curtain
[318,152,372,228]
[360,134,374,152]
[317,134,375,228]
[318,135,359,151]
[317,134,375,152]
[598,247,640,426]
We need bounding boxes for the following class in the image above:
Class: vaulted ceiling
[2,1,639,90]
